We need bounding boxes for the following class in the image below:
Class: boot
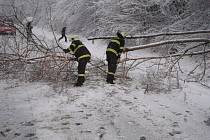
[107,74,115,84]
[74,82,83,87]
[106,80,115,84]
[75,76,85,87]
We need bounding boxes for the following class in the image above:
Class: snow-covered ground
[1,77,210,140]
[0,28,210,140]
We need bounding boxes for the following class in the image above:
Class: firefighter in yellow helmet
[106,31,126,84]
[63,36,91,86]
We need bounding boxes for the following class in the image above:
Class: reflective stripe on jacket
[106,37,125,57]
[68,40,91,60]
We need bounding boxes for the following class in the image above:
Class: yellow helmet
[68,35,79,41]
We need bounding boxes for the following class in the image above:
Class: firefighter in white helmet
[106,31,127,84]
[63,35,91,86]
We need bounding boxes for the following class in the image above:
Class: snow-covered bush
[141,68,167,94]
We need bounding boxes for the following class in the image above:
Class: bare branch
[199,45,207,81]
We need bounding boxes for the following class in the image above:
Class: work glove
[123,48,128,53]
[68,57,77,61]
[117,58,121,63]
[63,49,69,53]
[117,54,121,59]
[73,57,77,61]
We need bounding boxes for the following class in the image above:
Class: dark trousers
[58,35,67,42]
[77,58,89,85]
[106,53,118,83]
[26,30,32,42]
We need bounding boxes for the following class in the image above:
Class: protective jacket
[63,39,91,86]
[106,36,125,59]
[67,40,91,61]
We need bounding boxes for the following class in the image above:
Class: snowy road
[1,79,210,140]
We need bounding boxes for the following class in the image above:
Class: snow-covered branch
[124,38,210,52]
[122,49,210,62]
[88,30,210,40]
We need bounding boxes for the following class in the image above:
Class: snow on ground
[0,28,210,140]
[1,79,210,140]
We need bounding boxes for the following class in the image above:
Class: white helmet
[68,35,79,41]
[117,31,128,38]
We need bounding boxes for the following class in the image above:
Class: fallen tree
[123,38,210,52]
[88,30,210,40]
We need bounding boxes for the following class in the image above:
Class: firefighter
[26,21,33,41]
[58,27,67,42]
[106,31,126,84]
[63,36,91,86]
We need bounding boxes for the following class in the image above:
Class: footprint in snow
[61,122,69,125]
[140,136,147,140]
[75,122,83,126]
[60,127,70,130]
[4,128,11,133]
[0,128,12,137]
[97,127,106,140]
[204,118,210,126]
[169,130,182,136]
[119,99,133,105]
[80,130,92,133]
[0,131,6,137]
[171,112,182,116]
[128,120,139,126]
[159,104,169,108]
[20,121,34,126]
[106,90,118,97]
[171,122,179,127]
[14,133,21,137]
[24,133,36,137]
[83,113,93,119]
[185,110,193,115]
[61,115,73,120]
